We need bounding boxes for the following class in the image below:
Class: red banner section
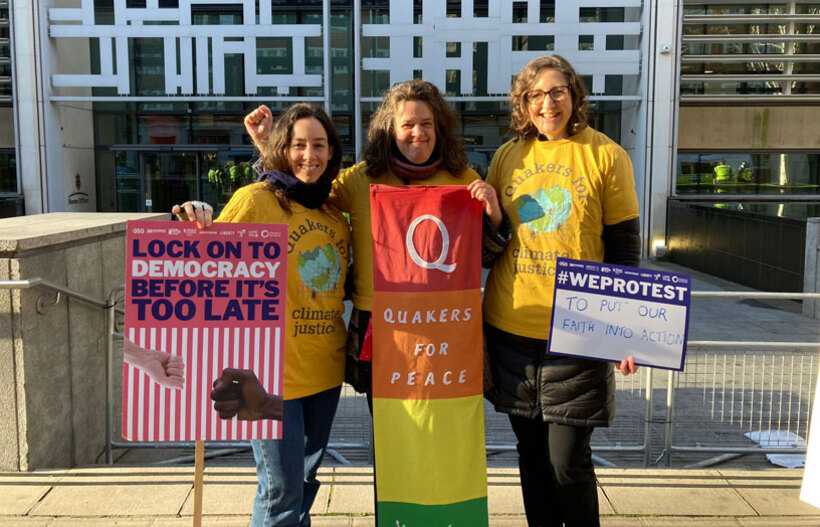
[370,185,482,292]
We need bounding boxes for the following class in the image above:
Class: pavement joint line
[27,484,55,516]
[177,484,195,517]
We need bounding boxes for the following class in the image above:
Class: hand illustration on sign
[210,368,284,422]
[406,214,456,273]
[123,338,185,390]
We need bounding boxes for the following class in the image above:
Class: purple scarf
[256,170,332,209]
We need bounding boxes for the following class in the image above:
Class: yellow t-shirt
[483,127,639,339]
[330,161,480,311]
[217,182,350,399]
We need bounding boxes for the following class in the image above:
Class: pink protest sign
[123,220,287,441]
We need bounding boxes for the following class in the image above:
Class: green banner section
[377,496,489,527]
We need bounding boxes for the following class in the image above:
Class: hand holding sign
[616,356,638,376]
[211,368,284,421]
[172,201,214,229]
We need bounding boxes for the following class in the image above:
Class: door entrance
[113,148,256,213]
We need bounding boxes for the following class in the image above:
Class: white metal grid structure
[47,0,330,102]
[358,0,643,101]
[680,0,820,102]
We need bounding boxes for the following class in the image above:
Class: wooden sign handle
[193,440,205,527]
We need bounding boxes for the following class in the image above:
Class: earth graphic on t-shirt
[297,243,342,293]
[516,185,572,233]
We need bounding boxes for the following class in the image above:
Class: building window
[579,35,594,51]
[676,152,820,197]
[0,150,16,194]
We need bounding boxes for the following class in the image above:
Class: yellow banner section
[373,396,488,505]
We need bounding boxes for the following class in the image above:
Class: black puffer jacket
[485,218,641,427]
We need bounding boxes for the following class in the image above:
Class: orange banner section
[372,289,482,400]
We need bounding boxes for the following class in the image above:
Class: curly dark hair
[363,79,468,178]
[260,103,343,214]
[509,55,589,141]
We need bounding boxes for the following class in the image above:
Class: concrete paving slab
[179,483,255,516]
[598,487,615,515]
[309,484,331,516]
[152,517,250,526]
[487,468,523,514]
[0,483,51,515]
[351,517,377,527]
[326,483,375,514]
[598,469,757,517]
[55,466,196,485]
[640,518,742,526]
[718,468,819,516]
[737,517,820,526]
[326,466,375,515]
[29,482,192,517]
[0,470,66,483]
[486,518,531,526]
[732,486,818,516]
[0,518,51,526]
[312,518,355,526]
[598,519,647,527]
[49,519,153,526]
[486,483,524,514]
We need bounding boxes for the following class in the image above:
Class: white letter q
[405,214,456,273]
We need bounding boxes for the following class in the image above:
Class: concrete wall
[0,212,167,471]
[678,106,820,150]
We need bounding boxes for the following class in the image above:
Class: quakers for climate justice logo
[515,184,572,233]
[297,243,342,293]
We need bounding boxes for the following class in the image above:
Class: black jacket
[485,217,641,426]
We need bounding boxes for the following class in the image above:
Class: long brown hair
[259,103,343,214]
[363,79,468,178]
[509,55,589,141]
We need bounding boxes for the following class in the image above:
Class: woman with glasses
[482,54,640,527]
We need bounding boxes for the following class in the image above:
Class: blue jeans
[250,385,342,527]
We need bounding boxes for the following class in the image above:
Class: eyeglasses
[524,86,571,106]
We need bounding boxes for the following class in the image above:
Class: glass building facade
[0,0,17,213]
[73,1,644,216]
[667,1,819,292]
[8,0,818,292]
[676,2,819,205]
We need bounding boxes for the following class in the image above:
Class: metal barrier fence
[2,277,818,468]
[665,346,818,467]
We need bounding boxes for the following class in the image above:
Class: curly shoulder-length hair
[509,55,589,141]
[363,79,468,178]
[260,102,343,214]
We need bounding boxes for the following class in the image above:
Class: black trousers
[508,415,599,527]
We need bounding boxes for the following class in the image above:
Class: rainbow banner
[370,185,488,526]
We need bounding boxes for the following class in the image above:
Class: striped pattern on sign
[121,326,282,441]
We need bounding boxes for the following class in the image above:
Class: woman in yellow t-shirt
[482,55,639,527]
[244,80,507,401]
[176,103,349,527]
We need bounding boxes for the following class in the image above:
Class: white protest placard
[801,365,820,509]
[548,258,691,371]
